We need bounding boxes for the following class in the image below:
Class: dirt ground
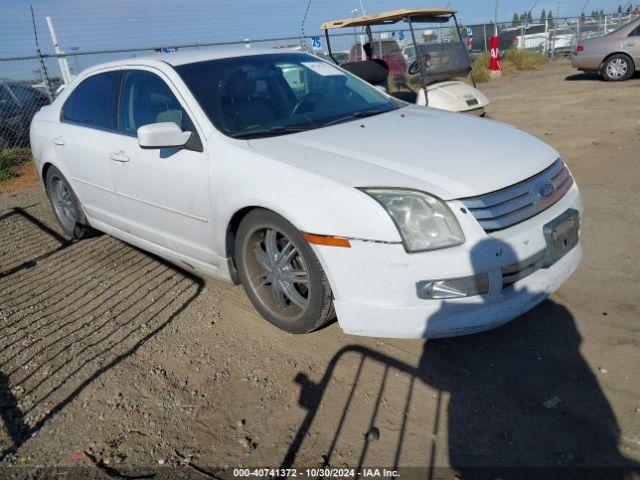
[0,59,639,479]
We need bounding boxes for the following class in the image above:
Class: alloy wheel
[243,227,310,320]
[51,175,77,226]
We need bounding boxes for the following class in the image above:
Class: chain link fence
[0,11,637,160]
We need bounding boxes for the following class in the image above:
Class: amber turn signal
[303,233,351,248]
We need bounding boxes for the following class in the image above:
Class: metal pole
[365,25,374,48]
[30,5,52,99]
[46,16,72,85]
[352,8,358,54]
[407,16,428,106]
[494,0,499,35]
[324,29,338,64]
[483,23,487,51]
[453,14,476,87]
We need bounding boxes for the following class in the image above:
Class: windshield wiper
[230,126,310,139]
[321,109,390,128]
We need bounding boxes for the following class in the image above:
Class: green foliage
[0,147,32,183]
[471,51,491,83]
[471,48,548,83]
[503,48,549,70]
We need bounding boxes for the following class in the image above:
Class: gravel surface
[0,59,638,478]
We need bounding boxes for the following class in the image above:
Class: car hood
[248,106,559,200]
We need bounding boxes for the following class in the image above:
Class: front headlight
[363,189,464,252]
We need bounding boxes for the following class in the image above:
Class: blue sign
[398,31,405,41]
[523,21,530,29]
[312,37,321,50]
[466,26,473,37]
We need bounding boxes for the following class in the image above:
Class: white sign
[301,61,344,76]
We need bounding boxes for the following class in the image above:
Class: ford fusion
[30,50,582,338]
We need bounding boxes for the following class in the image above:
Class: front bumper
[312,183,583,339]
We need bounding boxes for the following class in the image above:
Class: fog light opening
[416,273,489,300]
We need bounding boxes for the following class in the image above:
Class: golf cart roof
[321,7,456,30]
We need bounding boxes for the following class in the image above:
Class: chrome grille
[460,159,573,231]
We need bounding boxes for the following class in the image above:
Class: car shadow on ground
[565,71,640,81]
[0,204,204,464]
[283,237,640,478]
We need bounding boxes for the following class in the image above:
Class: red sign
[489,35,501,71]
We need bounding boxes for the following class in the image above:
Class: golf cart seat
[340,60,389,86]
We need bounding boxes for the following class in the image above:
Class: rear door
[55,71,126,229]
[624,25,640,66]
[108,68,214,264]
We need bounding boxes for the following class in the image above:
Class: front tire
[601,54,634,81]
[235,209,335,334]
[45,165,94,239]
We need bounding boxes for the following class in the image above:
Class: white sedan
[30,49,582,338]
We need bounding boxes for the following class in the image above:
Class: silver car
[571,17,640,81]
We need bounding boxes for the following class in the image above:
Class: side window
[61,71,119,129]
[630,26,640,37]
[118,70,191,135]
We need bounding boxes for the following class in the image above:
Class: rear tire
[235,209,335,334]
[601,54,634,81]
[45,165,94,240]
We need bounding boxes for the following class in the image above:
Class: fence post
[483,23,487,51]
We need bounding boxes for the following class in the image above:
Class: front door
[108,68,215,265]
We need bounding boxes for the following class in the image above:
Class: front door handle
[109,151,129,163]
[53,137,65,146]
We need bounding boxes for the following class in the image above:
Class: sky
[0,0,635,80]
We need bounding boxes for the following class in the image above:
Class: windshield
[175,53,398,138]
[409,41,472,82]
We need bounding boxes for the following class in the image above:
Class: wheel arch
[41,161,54,196]
[600,51,635,73]
[225,205,259,258]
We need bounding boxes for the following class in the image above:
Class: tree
[512,13,519,26]
[617,5,622,14]
[547,10,554,27]
[540,8,546,22]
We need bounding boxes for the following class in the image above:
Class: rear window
[61,71,119,130]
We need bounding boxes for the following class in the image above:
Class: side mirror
[137,122,192,149]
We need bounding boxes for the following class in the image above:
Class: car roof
[79,48,304,76]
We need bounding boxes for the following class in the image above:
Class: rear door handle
[109,151,129,163]
[53,137,65,146]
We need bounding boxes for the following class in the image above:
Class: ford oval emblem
[539,183,556,198]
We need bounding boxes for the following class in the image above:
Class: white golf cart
[321,7,490,115]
